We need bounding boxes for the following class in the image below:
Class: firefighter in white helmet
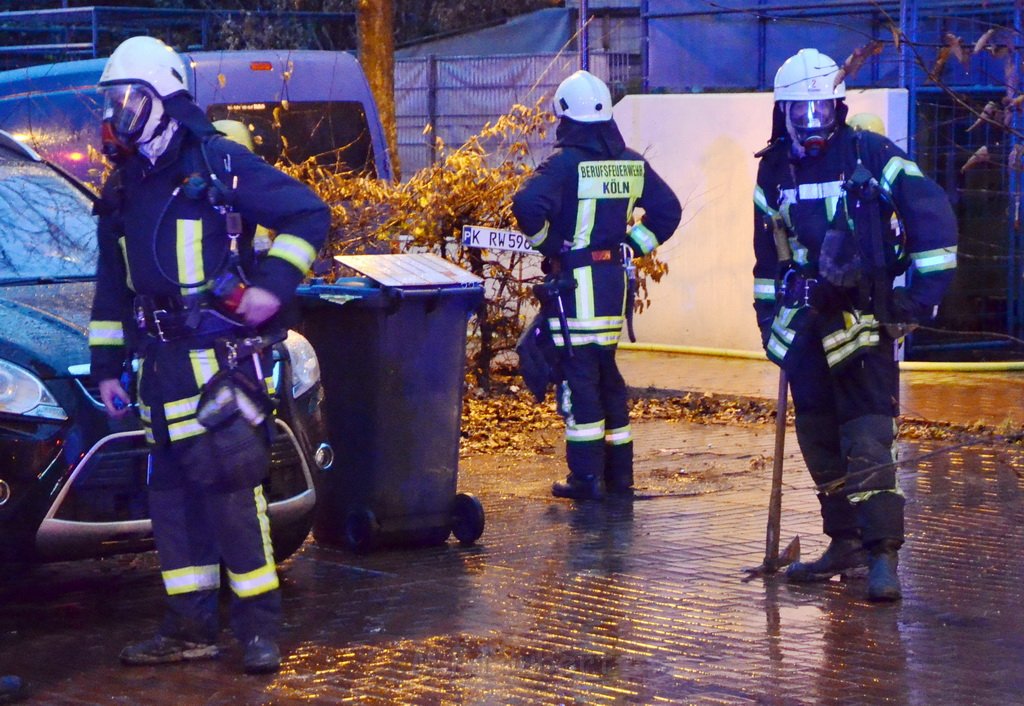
[90,36,329,672]
[752,48,958,601]
[512,70,681,500]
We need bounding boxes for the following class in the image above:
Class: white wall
[614,89,909,352]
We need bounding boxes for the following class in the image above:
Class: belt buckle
[152,309,170,342]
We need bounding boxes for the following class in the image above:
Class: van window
[206,100,377,177]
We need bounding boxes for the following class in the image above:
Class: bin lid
[334,253,483,288]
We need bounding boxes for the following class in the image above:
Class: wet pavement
[617,348,1024,427]
[4,352,1024,704]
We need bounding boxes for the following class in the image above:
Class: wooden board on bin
[334,253,482,288]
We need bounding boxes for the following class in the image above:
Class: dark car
[0,130,332,565]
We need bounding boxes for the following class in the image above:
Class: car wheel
[451,492,485,546]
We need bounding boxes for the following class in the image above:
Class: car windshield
[0,153,97,282]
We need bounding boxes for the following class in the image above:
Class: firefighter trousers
[558,345,633,491]
[785,329,905,547]
[148,431,280,645]
[136,330,280,644]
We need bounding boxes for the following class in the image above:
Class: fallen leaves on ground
[630,391,777,426]
[459,387,781,457]
[459,384,1024,457]
[461,390,562,457]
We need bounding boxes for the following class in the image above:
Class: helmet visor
[787,99,836,132]
[102,83,155,144]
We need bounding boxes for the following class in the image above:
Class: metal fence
[395,51,636,175]
[903,3,1024,352]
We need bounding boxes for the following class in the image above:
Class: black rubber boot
[785,536,868,582]
[551,475,603,500]
[867,540,902,602]
[243,636,281,674]
[604,443,633,497]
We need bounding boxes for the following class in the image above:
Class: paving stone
[3,354,1024,703]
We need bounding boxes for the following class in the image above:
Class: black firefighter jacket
[752,125,958,368]
[89,127,330,385]
[512,118,681,348]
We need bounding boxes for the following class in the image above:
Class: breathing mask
[785,99,837,157]
[101,82,166,148]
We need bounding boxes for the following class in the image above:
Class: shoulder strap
[179,132,236,207]
[197,135,237,208]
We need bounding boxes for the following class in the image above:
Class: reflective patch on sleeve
[754,278,776,301]
[910,245,957,273]
[577,160,645,199]
[881,156,924,192]
[753,185,777,216]
[88,320,124,346]
[765,307,800,363]
[527,221,550,247]
[267,233,318,274]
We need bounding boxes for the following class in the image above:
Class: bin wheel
[451,492,485,545]
[345,508,379,553]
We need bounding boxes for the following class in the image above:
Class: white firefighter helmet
[99,36,188,99]
[774,49,845,156]
[553,70,612,123]
[99,36,189,148]
[773,48,845,102]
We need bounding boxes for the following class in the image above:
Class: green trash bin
[297,254,485,552]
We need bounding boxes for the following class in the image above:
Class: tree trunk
[357,0,401,180]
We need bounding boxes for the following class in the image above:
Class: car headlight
[0,359,67,420]
[283,330,320,399]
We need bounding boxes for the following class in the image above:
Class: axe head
[741,535,801,582]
